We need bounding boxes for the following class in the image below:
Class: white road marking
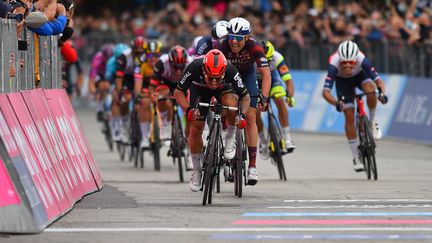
[44,227,432,233]
[269,204,432,209]
[283,199,432,203]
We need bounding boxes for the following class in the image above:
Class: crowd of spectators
[71,0,432,52]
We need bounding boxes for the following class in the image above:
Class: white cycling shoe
[353,158,365,172]
[372,122,382,140]
[247,167,258,185]
[189,170,202,192]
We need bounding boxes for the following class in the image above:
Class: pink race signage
[0,158,20,207]
[0,95,61,220]
[7,92,72,214]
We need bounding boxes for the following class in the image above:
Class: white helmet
[211,20,229,39]
[338,40,359,61]
[227,17,251,35]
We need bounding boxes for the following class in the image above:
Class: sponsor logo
[234,73,244,88]
[179,71,191,85]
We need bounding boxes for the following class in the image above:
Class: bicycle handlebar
[198,102,238,111]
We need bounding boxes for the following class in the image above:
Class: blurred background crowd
[70,0,432,77]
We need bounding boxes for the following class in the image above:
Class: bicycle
[198,100,238,205]
[340,88,386,180]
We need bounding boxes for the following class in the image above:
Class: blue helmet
[114,43,130,57]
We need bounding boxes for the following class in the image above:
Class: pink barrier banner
[0,158,20,207]
[46,89,103,188]
[7,92,72,214]
[0,95,61,221]
[42,89,98,195]
[21,89,84,203]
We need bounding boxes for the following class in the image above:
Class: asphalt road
[2,106,432,243]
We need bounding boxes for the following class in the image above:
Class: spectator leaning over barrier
[28,2,66,36]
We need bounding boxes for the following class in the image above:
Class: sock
[191,153,201,171]
[348,139,359,160]
[258,132,267,144]
[283,126,291,141]
[160,111,169,127]
[121,116,129,130]
[111,117,121,136]
[140,122,150,139]
[369,109,376,124]
[248,146,257,168]
[97,101,103,112]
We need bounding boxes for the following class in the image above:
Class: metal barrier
[0,20,62,93]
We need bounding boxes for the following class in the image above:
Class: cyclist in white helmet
[322,40,388,172]
[195,20,229,56]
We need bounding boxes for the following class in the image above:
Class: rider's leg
[97,80,111,121]
[362,80,377,123]
[111,91,122,141]
[138,90,151,148]
[221,93,238,159]
[156,86,172,142]
[188,120,205,192]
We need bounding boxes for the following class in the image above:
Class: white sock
[369,109,376,124]
[97,101,103,112]
[283,126,291,141]
[258,131,266,144]
[160,111,169,127]
[140,122,150,139]
[122,116,129,130]
[111,117,121,134]
[191,153,201,171]
[348,139,359,160]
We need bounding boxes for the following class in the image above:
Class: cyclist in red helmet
[150,45,193,144]
[174,49,250,192]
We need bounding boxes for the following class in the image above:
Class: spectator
[29,3,67,36]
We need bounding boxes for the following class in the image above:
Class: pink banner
[0,95,61,220]
[42,89,98,195]
[47,89,103,188]
[0,158,20,207]
[7,92,72,214]
[21,89,84,203]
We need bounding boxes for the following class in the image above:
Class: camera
[6,13,24,22]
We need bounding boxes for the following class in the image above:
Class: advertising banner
[0,95,60,221]
[0,158,19,207]
[7,92,72,213]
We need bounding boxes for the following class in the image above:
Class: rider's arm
[227,64,250,113]
[133,65,143,97]
[149,59,164,90]
[254,44,271,98]
[322,64,339,106]
[115,54,127,93]
[174,64,194,112]
[361,57,385,93]
[274,52,294,97]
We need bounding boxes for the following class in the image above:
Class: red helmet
[132,36,145,52]
[203,49,227,77]
[168,45,187,69]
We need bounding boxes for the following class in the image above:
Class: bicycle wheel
[152,111,161,171]
[268,114,286,181]
[357,118,371,179]
[173,114,184,182]
[234,129,244,198]
[363,118,378,180]
[117,141,125,161]
[103,119,113,152]
[202,124,219,205]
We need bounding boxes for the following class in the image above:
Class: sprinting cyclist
[322,40,388,172]
[215,17,271,185]
[112,37,145,142]
[195,20,229,56]
[134,40,162,149]
[150,45,193,145]
[174,49,250,192]
[257,40,296,159]
[88,44,114,121]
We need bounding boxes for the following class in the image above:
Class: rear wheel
[153,112,161,171]
[173,115,184,182]
[268,114,286,180]
[234,130,244,198]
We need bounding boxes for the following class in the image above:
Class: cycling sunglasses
[172,63,186,70]
[146,53,161,58]
[204,73,224,83]
[340,60,357,66]
[228,34,245,42]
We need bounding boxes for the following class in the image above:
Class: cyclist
[322,40,388,172]
[88,44,114,121]
[215,17,271,185]
[257,40,296,159]
[174,49,250,192]
[195,20,229,56]
[135,40,162,149]
[150,45,193,145]
[112,36,145,142]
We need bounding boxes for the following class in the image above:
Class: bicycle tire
[357,117,370,179]
[209,141,221,204]
[202,123,219,205]
[363,118,378,180]
[104,120,113,152]
[268,113,286,180]
[152,112,161,171]
[173,114,184,182]
[117,142,125,161]
[234,129,244,198]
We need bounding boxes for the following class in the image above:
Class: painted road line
[45,227,432,233]
[211,234,432,240]
[233,219,432,225]
[283,199,432,203]
[243,212,432,217]
[269,204,432,209]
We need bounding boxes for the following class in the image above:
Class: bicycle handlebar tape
[237,115,247,129]
[186,107,194,121]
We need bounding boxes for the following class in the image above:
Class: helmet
[132,36,145,51]
[168,45,188,69]
[227,17,251,35]
[337,40,359,61]
[101,44,114,59]
[211,20,229,39]
[261,40,274,61]
[113,43,130,57]
[203,49,227,78]
[143,40,162,53]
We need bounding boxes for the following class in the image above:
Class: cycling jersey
[89,52,107,81]
[139,61,154,89]
[269,50,292,82]
[195,35,213,56]
[115,49,135,91]
[324,51,380,90]
[150,53,193,91]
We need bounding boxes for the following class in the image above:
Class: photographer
[28,1,67,36]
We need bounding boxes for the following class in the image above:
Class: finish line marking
[233,219,432,225]
[211,233,432,240]
[268,204,432,209]
[45,227,432,233]
[243,212,432,217]
[283,199,432,203]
